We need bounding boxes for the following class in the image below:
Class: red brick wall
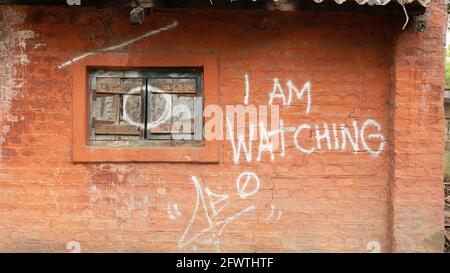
[390,0,447,252]
[0,2,445,252]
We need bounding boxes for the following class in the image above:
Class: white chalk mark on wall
[360,119,386,156]
[58,52,94,69]
[179,175,256,252]
[58,21,179,69]
[236,172,260,199]
[66,241,81,253]
[204,187,229,217]
[157,187,166,196]
[366,241,381,253]
[226,117,386,163]
[168,203,182,220]
[341,120,359,153]
[257,122,275,162]
[291,120,386,156]
[264,205,282,223]
[268,78,311,114]
[294,123,315,154]
[268,120,296,158]
[227,117,255,164]
[228,74,386,160]
[123,85,173,130]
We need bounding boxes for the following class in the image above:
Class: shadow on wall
[445,88,450,251]
[444,175,450,252]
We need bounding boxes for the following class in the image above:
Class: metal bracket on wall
[130,0,153,24]
[412,13,427,32]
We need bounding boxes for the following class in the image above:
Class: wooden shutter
[147,77,198,140]
[91,77,145,140]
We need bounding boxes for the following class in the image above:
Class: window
[89,68,203,147]
[72,53,218,163]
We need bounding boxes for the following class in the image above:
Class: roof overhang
[0,0,429,12]
[0,0,429,29]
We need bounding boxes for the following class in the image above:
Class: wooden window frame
[72,53,219,163]
[88,69,203,144]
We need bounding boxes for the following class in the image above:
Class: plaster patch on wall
[0,7,37,248]
[85,165,153,225]
[0,8,36,159]
[157,187,166,196]
[0,9,36,106]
